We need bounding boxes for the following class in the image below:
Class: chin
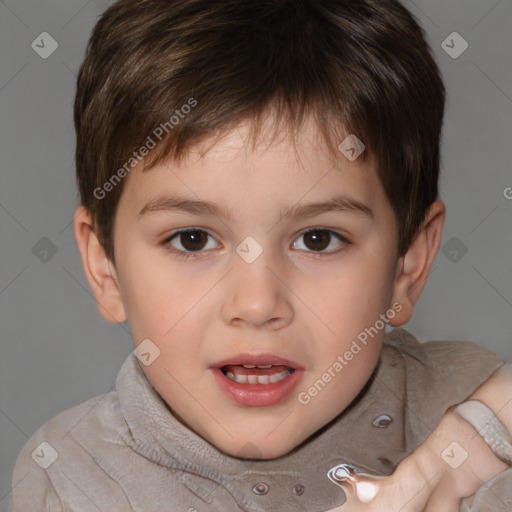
[213,432,303,460]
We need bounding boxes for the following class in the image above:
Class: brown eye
[303,230,330,251]
[166,229,218,256]
[293,229,346,254]
[178,230,208,251]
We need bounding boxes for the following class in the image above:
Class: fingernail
[356,481,378,503]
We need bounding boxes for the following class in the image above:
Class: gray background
[1,0,511,508]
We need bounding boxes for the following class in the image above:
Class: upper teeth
[226,369,291,385]
[242,364,272,369]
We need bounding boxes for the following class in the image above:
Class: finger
[354,478,380,503]
[423,492,460,512]
[327,465,381,504]
[333,479,379,505]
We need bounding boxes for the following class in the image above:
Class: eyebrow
[138,193,373,222]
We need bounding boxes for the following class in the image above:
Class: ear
[73,206,127,323]
[388,200,446,326]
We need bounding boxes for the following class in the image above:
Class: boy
[12,0,512,510]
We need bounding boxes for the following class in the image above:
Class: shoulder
[12,391,130,511]
[14,390,123,460]
[382,327,504,374]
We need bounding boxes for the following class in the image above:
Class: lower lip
[211,367,304,407]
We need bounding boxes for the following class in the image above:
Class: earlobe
[388,200,446,326]
[73,206,127,323]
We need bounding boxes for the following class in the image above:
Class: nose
[220,247,294,330]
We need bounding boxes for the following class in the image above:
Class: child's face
[110,115,403,459]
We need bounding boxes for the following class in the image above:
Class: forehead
[119,113,386,220]
[165,113,372,173]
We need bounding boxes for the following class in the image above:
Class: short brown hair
[74,0,445,262]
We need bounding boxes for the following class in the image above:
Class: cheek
[122,269,215,355]
[315,263,393,330]
[115,254,177,340]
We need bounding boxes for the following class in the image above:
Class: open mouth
[220,364,295,385]
[212,356,303,406]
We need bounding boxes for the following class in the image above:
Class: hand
[324,453,457,512]
[325,402,509,512]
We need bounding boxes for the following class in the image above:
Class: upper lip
[211,353,303,369]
